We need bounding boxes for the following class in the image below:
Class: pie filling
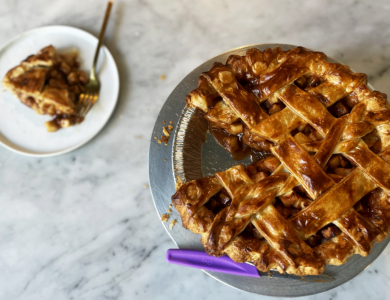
[2,45,88,132]
[173,47,390,276]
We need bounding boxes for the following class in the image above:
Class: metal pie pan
[148,44,390,297]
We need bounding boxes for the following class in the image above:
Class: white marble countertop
[1,0,390,299]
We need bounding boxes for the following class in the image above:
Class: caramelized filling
[305,224,342,248]
[45,114,84,132]
[25,96,36,108]
[208,122,269,161]
[205,189,232,215]
[274,199,300,219]
[44,57,87,131]
[294,74,322,90]
[241,223,264,240]
[328,101,351,118]
[260,98,286,115]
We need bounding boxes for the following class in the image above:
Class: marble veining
[0,0,390,299]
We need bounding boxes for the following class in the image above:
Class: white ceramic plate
[0,25,119,157]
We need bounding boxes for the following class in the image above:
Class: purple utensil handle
[166,249,260,278]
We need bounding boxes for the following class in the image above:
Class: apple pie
[172,47,390,275]
[2,45,88,132]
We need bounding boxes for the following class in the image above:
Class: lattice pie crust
[172,47,390,275]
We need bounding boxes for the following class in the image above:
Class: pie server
[166,249,335,283]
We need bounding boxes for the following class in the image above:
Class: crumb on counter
[169,204,172,208]
[169,219,178,229]
[144,184,149,188]
[161,213,170,223]
[154,136,157,139]
[168,208,172,213]
[160,75,166,80]
[163,120,166,125]
[138,135,143,138]
[158,140,162,144]
[164,159,167,161]
[170,121,174,124]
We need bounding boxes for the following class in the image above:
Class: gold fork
[77,1,113,117]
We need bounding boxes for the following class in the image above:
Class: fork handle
[91,1,113,79]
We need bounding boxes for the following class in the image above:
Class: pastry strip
[289,169,376,240]
[203,63,268,128]
[271,136,334,199]
[252,108,305,142]
[277,85,335,136]
[343,140,390,194]
[332,209,379,256]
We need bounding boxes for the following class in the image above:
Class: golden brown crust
[252,108,305,142]
[343,140,390,194]
[172,176,222,219]
[186,76,220,113]
[202,63,268,129]
[277,85,336,136]
[332,209,379,256]
[251,48,325,101]
[272,136,334,199]
[173,46,390,276]
[3,67,48,96]
[289,170,376,239]
[314,234,355,265]
[204,101,240,125]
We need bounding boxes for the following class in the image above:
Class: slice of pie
[172,47,390,276]
[2,45,88,132]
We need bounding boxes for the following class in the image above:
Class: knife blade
[166,249,334,283]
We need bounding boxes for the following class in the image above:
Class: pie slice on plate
[2,45,88,132]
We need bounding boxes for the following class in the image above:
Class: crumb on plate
[161,213,171,223]
[169,219,178,229]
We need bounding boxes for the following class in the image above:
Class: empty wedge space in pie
[172,46,390,276]
[2,45,88,132]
